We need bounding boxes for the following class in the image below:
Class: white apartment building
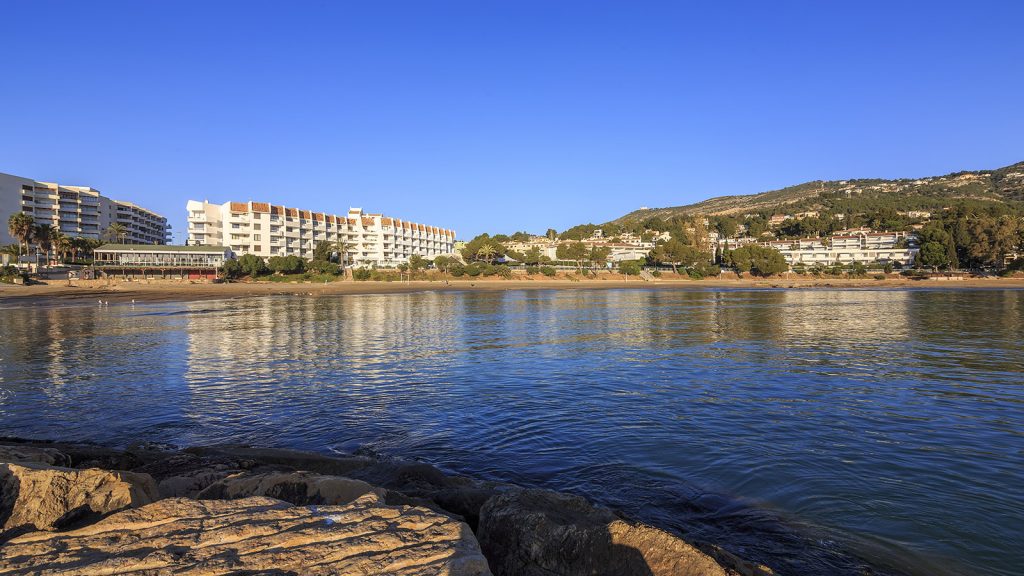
[186,200,456,267]
[0,172,170,245]
[761,230,918,268]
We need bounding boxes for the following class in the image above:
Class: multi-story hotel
[0,172,170,245]
[186,200,456,267]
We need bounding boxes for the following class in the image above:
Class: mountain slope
[613,161,1024,223]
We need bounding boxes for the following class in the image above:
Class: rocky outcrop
[197,470,384,505]
[0,461,158,540]
[0,439,765,576]
[0,494,493,576]
[478,488,772,576]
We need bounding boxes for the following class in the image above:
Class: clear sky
[2,1,1022,241]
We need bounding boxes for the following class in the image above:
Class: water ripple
[0,289,1021,576]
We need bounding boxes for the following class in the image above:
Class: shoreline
[0,435,927,576]
[3,275,1024,305]
[0,436,778,576]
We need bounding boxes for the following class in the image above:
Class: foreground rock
[478,489,772,576]
[0,494,492,576]
[0,461,157,540]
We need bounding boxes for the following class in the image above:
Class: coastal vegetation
[6,213,105,265]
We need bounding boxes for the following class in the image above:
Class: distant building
[759,230,918,268]
[94,244,230,279]
[186,200,456,267]
[0,172,170,245]
[505,234,656,264]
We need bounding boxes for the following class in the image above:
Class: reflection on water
[1,289,1022,576]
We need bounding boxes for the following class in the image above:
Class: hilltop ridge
[613,160,1024,223]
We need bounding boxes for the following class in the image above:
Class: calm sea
[1,288,1021,575]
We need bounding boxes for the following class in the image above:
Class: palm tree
[51,229,71,263]
[105,223,128,244]
[34,224,53,266]
[7,213,35,260]
[334,238,351,271]
[476,244,496,263]
[70,237,86,261]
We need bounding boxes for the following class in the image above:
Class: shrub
[873,274,886,280]
[525,265,540,275]
[352,268,372,281]
[465,263,482,277]
[268,255,305,275]
[481,264,498,277]
[221,259,242,279]
[238,254,268,277]
[651,270,662,278]
[494,264,513,279]
[0,265,27,284]
[618,260,642,276]
[307,259,340,275]
[540,265,556,277]
[729,245,788,277]
[692,261,719,278]
[450,262,466,277]
[848,262,868,278]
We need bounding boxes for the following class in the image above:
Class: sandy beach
[2,274,1023,305]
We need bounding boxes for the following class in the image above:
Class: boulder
[0,444,71,467]
[478,488,750,576]
[197,470,384,505]
[0,462,158,540]
[0,495,493,576]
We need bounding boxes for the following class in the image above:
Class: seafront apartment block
[186,200,456,267]
[0,172,170,245]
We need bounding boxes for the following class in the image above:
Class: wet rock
[131,452,256,498]
[0,437,169,470]
[0,495,493,576]
[477,488,744,576]
[185,444,375,476]
[185,444,503,526]
[197,470,384,505]
[0,462,158,541]
[0,444,70,467]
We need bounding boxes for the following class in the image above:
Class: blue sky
[2,1,1022,241]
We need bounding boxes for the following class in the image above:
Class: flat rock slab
[0,462,157,539]
[0,494,492,576]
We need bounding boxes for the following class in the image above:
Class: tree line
[5,213,113,264]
